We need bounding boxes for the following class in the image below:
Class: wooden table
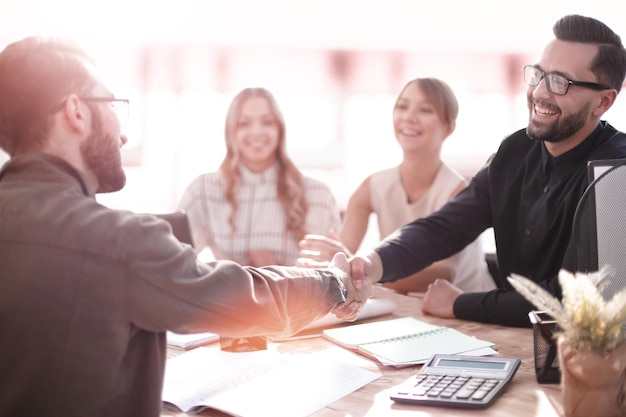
[162,286,564,417]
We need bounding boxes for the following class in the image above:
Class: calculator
[390,354,521,409]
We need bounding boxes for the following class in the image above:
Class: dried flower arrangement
[508,266,626,356]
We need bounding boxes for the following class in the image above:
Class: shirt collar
[0,153,95,196]
[239,163,278,185]
[540,123,604,176]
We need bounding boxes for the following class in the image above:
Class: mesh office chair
[531,159,626,384]
[573,159,626,300]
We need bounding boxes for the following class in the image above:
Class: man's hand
[348,250,383,290]
[297,231,351,268]
[328,252,372,321]
[422,278,462,318]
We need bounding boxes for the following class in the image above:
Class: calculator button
[440,390,456,398]
[455,389,475,399]
[471,389,491,401]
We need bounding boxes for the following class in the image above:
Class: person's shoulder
[438,163,466,183]
[498,128,532,148]
[191,171,221,183]
[88,204,147,232]
[369,166,399,186]
[66,203,155,258]
[487,128,539,162]
[183,171,223,194]
[95,208,184,255]
[593,122,626,158]
[370,166,397,179]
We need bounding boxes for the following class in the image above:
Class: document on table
[162,347,381,417]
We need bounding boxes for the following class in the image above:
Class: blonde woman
[299,78,496,293]
[179,88,340,267]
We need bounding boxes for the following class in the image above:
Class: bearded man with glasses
[350,14,626,328]
[0,37,370,417]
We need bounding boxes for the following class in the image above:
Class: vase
[558,337,626,417]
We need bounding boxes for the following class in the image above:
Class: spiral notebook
[323,317,495,367]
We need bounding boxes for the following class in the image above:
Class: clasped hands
[299,233,376,322]
[300,233,461,320]
[325,252,375,322]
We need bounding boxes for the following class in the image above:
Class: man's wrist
[451,293,471,319]
[357,249,383,283]
[316,269,348,307]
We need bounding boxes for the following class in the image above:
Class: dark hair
[553,15,626,93]
[0,37,96,156]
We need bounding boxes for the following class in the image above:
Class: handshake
[300,234,384,323]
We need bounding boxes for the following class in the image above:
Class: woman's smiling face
[234,95,280,172]
[393,81,451,156]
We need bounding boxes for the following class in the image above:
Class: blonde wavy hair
[220,88,308,240]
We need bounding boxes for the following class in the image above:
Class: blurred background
[1,0,625,230]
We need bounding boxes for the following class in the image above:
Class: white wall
[1,0,625,218]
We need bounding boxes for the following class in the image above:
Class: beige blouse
[370,165,496,292]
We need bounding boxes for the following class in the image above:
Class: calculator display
[437,358,507,370]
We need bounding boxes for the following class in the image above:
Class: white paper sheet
[162,347,381,417]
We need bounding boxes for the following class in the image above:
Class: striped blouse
[178,164,341,266]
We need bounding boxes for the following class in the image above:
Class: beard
[526,101,590,143]
[80,108,126,193]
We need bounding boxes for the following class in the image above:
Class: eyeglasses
[81,97,129,125]
[50,96,130,125]
[523,65,612,96]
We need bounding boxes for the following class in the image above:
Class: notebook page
[359,327,495,366]
[323,316,442,349]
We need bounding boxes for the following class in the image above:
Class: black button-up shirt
[376,121,626,327]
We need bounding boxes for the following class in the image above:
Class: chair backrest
[154,212,194,246]
[574,159,626,300]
